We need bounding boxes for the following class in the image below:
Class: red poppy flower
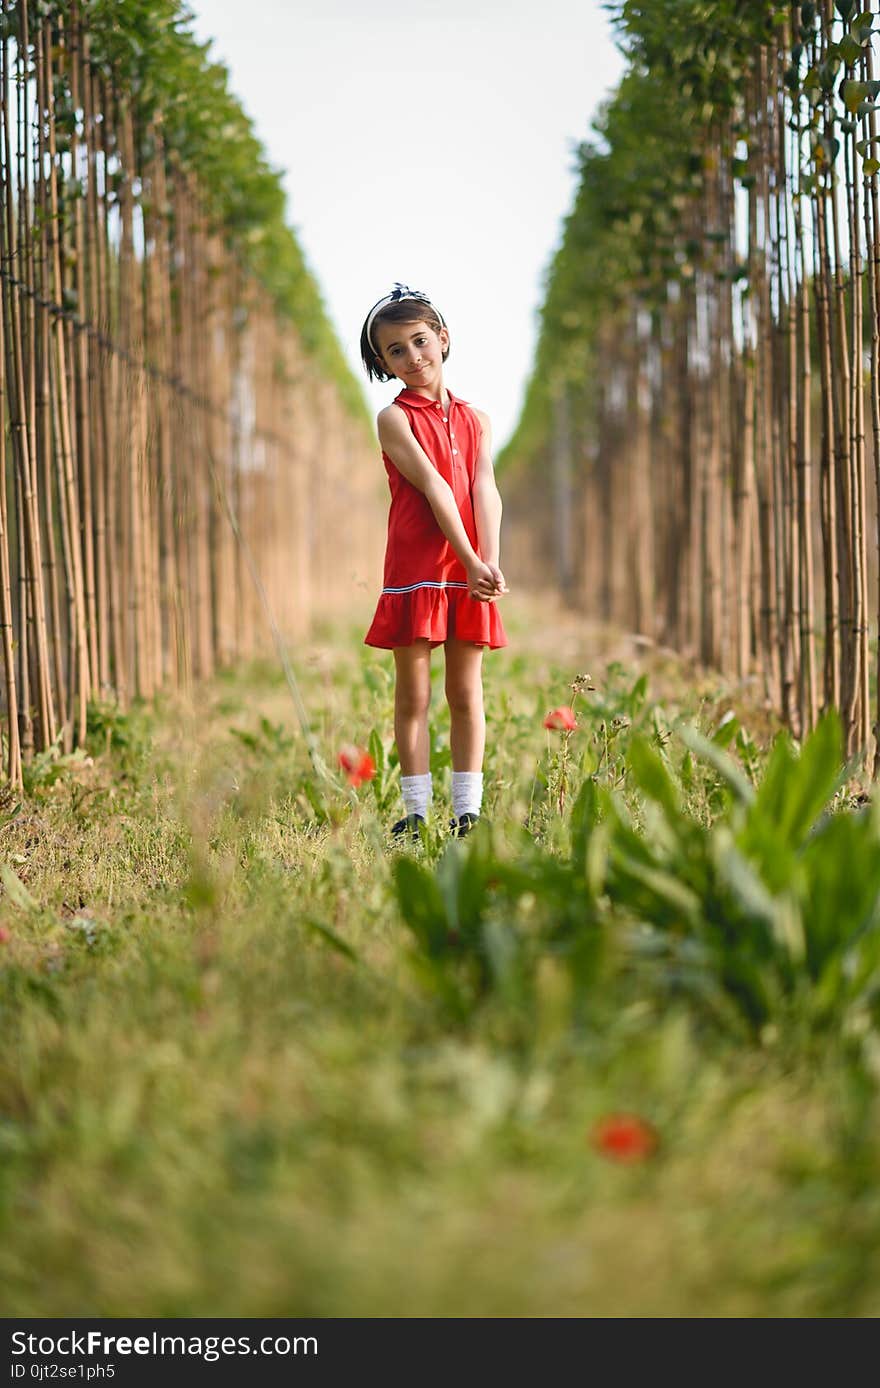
[543,706,578,731]
[591,1113,658,1163]
[337,743,376,788]
[0,926,9,945]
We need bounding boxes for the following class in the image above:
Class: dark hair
[359,298,450,383]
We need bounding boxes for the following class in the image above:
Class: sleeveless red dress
[364,385,508,650]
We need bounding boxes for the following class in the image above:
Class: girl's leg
[444,635,485,770]
[393,639,432,775]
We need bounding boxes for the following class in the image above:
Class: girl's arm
[472,410,507,590]
[377,406,497,596]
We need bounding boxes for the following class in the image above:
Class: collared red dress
[364,385,508,650]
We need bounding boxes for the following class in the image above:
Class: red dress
[364,385,509,650]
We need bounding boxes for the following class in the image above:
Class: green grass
[1,597,879,1317]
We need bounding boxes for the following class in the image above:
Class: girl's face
[373,318,449,389]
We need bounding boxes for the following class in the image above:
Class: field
[1,592,878,1318]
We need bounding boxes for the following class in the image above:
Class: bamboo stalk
[42,16,90,745]
[0,182,20,787]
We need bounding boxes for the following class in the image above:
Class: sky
[188,0,626,451]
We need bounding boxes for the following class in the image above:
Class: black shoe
[391,813,425,843]
[450,812,481,838]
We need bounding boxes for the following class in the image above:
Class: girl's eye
[390,337,426,356]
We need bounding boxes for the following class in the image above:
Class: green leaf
[300,916,359,962]
[799,808,880,985]
[613,852,703,926]
[0,861,38,913]
[819,54,842,90]
[627,735,681,822]
[711,712,740,749]
[864,157,880,175]
[751,710,845,850]
[393,857,447,955]
[852,12,874,44]
[298,778,330,824]
[680,750,695,791]
[367,728,385,775]
[435,839,486,943]
[839,33,864,65]
[712,833,782,932]
[628,672,649,714]
[480,918,524,1004]
[843,79,869,113]
[675,722,756,808]
[367,727,386,807]
[570,776,600,880]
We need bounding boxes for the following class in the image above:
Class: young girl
[360,282,509,841]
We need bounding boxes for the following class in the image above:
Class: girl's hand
[485,563,509,598]
[466,558,508,602]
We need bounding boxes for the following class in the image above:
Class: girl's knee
[395,672,431,719]
[445,682,484,718]
[396,687,431,719]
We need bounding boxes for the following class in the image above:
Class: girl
[360,283,509,841]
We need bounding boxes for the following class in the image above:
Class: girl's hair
[359,298,450,383]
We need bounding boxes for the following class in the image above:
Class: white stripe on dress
[381,580,469,594]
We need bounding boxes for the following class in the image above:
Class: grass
[1,593,879,1317]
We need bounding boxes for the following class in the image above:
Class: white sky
[188,0,625,450]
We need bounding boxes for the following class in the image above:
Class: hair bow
[365,282,446,352]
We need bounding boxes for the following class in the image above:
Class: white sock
[452,770,483,819]
[401,772,432,818]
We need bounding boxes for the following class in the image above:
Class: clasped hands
[466,558,509,603]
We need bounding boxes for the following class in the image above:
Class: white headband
[365,281,446,354]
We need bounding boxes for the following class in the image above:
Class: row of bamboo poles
[504,0,880,772]
[0,4,381,789]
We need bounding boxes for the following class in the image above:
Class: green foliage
[229,716,295,757]
[0,860,39,913]
[498,0,880,483]
[21,736,93,794]
[393,821,605,1030]
[86,698,156,781]
[365,725,405,816]
[64,0,369,425]
[502,2,792,474]
[395,702,880,1042]
[609,710,876,1032]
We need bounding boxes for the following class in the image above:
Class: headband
[365,281,446,354]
